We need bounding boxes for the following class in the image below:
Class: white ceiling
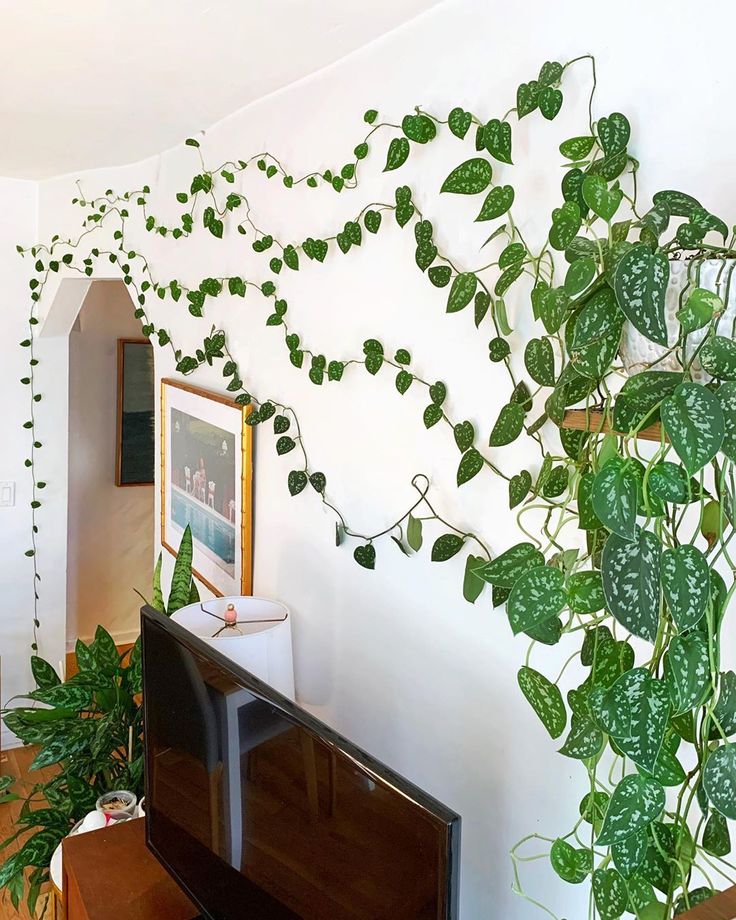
[0,0,442,180]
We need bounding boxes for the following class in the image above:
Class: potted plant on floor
[0,526,197,915]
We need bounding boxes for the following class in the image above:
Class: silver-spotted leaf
[559,713,604,760]
[549,838,592,884]
[507,567,566,635]
[440,158,493,195]
[701,336,736,380]
[474,542,543,588]
[592,457,638,541]
[715,381,736,461]
[714,671,736,737]
[614,243,669,346]
[661,382,724,474]
[703,744,736,819]
[703,811,731,857]
[517,666,567,739]
[602,529,662,643]
[611,829,647,878]
[489,402,525,446]
[592,867,628,920]
[664,634,712,716]
[524,337,555,386]
[567,570,606,614]
[592,668,670,772]
[596,774,665,846]
[660,545,709,631]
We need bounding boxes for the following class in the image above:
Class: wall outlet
[0,481,16,507]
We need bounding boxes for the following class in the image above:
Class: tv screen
[141,606,460,920]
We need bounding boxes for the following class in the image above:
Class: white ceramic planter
[619,258,736,381]
[171,595,295,700]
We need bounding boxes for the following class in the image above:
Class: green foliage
[16,53,736,920]
[1,633,144,909]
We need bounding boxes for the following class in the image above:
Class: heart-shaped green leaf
[592,668,670,772]
[474,542,543,588]
[353,544,375,570]
[715,381,736,461]
[664,633,711,715]
[518,666,567,738]
[560,136,596,160]
[454,420,474,452]
[703,745,736,819]
[549,201,582,251]
[476,185,514,221]
[660,545,709,631]
[457,448,484,486]
[489,402,525,446]
[483,118,512,164]
[559,713,604,759]
[509,470,532,509]
[592,868,628,920]
[549,838,592,884]
[507,566,566,635]
[714,671,736,737]
[524,337,555,386]
[612,371,682,434]
[602,529,662,643]
[516,80,540,118]
[582,175,623,222]
[614,243,669,346]
[431,533,464,562]
[564,257,596,296]
[612,829,647,878]
[571,286,625,379]
[596,774,665,846]
[703,811,731,857]
[592,457,639,541]
[539,87,563,120]
[384,137,410,172]
[401,113,436,144]
[462,554,486,604]
[598,112,630,157]
[567,571,606,614]
[441,158,492,194]
[701,335,736,380]
[447,272,477,312]
[677,287,720,333]
[448,107,472,139]
[661,382,725,474]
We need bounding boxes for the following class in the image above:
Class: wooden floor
[0,645,134,919]
[0,745,56,920]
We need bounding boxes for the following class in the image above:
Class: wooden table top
[62,818,198,920]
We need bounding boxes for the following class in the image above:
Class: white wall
[67,281,154,646]
[0,178,37,750]
[0,0,732,915]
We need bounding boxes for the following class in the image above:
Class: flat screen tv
[141,605,460,920]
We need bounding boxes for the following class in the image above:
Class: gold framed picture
[160,378,253,597]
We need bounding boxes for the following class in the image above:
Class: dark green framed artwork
[116,338,155,486]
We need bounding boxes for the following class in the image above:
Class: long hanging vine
[10,52,736,918]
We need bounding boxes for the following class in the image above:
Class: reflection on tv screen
[144,616,457,920]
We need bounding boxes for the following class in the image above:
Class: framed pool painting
[116,339,155,486]
[160,379,253,597]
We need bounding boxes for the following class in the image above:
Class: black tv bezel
[140,604,461,920]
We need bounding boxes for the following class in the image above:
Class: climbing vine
[11,53,736,918]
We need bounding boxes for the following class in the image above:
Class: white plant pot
[171,595,295,700]
[619,258,736,381]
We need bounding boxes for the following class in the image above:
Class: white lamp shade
[171,596,295,700]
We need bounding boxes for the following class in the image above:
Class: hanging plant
[7,52,736,918]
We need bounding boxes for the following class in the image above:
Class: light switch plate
[0,481,16,507]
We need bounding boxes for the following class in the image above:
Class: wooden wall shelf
[676,884,736,919]
[561,409,664,443]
